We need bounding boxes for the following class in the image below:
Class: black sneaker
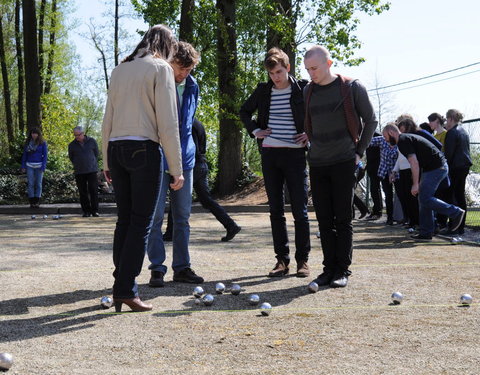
[449,209,465,233]
[411,233,432,241]
[173,268,204,284]
[365,214,381,221]
[312,271,334,286]
[149,270,165,287]
[330,272,348,288]
[221,225,241,242]
[82,212,91,217]
[91,212,100,217]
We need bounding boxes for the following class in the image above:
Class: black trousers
[108,140,161,299]
[75,172,99,214]
[310,159,356,275]
[165,162,236,233]
[380,176,394,221]
[367,171,382,215]
[395,169,419,226]
[449,167,470,232]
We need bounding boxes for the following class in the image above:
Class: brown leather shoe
[268,260,289,277]
[296,262,310,278]
[113,297,153,312]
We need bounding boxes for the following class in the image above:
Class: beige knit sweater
[101,52,182,176]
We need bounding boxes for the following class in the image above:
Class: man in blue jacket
[68,126,100,217]
[147,42,203,287]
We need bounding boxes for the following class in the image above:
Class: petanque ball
[100,296,113,309]
[391,292,404,305]
[193,286,204,298]
[43,215,48,219]
[307,282,319,293]
[202,294,214,306]
[31,215,36,220]
[260,302,272,316]
[460,294,472,305]
[0,352,13,371]
[248,294,260,306]
[215,282,226,294]
[230,284,241,295]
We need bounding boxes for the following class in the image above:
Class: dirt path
[0,213,479,374]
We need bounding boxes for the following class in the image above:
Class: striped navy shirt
[263,86,301,148]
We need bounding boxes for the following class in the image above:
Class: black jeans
[261,147,310,264]
[381,176,394,221]
[449,167,470,232]
[164,162,236,233]
[395,169,419,226]
[310,159,356,275]
[367,171,382,215]
[108,140,161,299]
[74,172,99,214]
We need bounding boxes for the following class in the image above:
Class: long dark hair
[26,127,44,145]
[122,24,177,63]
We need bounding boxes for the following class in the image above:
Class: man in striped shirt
[240,48,311,278]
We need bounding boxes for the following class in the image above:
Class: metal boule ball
[100,296,113,309]
[0,352,13,371]
[307,282,319,293]
[407,227,415,233]
[260,302,272,316]
[52,215,59,220]
[194,298,202,306]
[460,293,472,305]
[248,294,260,306]
[215,282,226,294]
[193,286,204,298]
[391,292,403,305]
[43,215,48,219]
[202,294,214,306]
[31,215,36,220]
[230,284,241,295]
[58,215,63,219]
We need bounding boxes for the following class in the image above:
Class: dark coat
[68,136,99,175]
[239,75,308,139]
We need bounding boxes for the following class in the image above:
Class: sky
[71,0,480,124]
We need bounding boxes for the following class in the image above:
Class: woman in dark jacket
[443,109,472,234]
[21,127,48,208]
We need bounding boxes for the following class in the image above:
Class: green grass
[466,209,480,228]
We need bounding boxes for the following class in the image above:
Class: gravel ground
[0,212,479,374]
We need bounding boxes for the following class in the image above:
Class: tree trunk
[22,0,42,130]
[15,0,25,134]
[215,0,242,196]
[114,0,119,66]
[266,0,296,76]
[38,0,46,94]
[44,0,57,94]
[179,0,194,42]
[0,17,15,155]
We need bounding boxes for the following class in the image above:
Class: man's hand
[355,153,361,165]
[294,132,309,147]
[411,183,419,196]
[103,170,112,184]
[170,175,184,191]
[254,128,272,139]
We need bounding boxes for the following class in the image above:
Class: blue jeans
[310,159,356,275]
[108,140,162,299]
[147,167,193,274]
[261,147,310,264]
[26,166,44,198]
[418,163,462,236]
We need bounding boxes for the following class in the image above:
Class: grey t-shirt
[307,78,356,167]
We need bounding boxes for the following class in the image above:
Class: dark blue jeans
[261,147,310,264]
[108,140,161,299]
[310,159,356,275]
